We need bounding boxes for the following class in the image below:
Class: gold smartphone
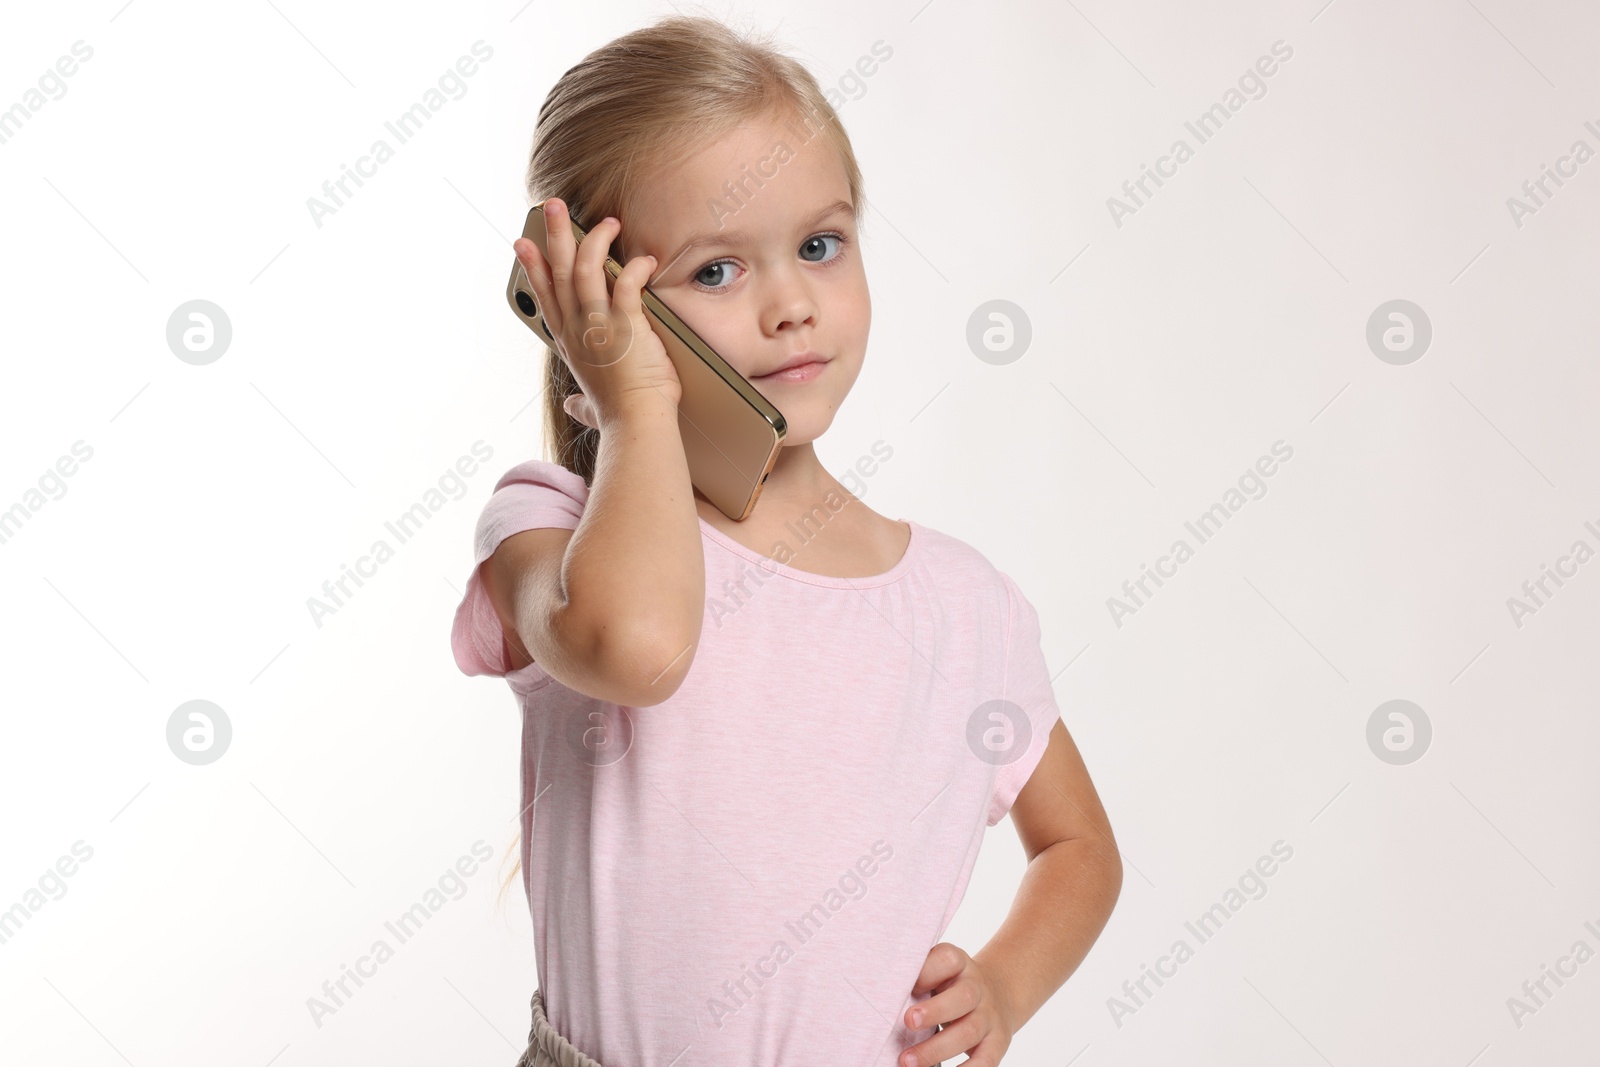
[506,202,786,522]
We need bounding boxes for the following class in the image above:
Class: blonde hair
[499,11,870,908]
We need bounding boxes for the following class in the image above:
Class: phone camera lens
[515,290,537,317]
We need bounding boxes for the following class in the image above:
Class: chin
[775,406,840,447]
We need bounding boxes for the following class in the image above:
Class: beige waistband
[514,987,941,1067]
[514,988,606,1067]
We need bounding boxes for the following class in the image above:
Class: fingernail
[909,1010,921,1026]
[545,200,558,215]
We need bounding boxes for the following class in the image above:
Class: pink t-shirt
[451,459,1061,1067]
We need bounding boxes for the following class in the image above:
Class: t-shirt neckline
[695,516,920,589]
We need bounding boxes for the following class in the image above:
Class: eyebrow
[659,199,855,275]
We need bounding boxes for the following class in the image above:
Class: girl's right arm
[481,202,705,706]
[483,397,704,706]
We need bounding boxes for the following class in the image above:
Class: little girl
[452,14,1121,1067]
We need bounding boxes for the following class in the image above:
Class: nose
[759,262,819,337]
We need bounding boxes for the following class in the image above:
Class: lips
[754,352,828,378]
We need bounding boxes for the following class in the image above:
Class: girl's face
[620,114,870,446]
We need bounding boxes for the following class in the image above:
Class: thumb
[563,392,597,430]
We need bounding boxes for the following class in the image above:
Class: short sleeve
[450,460,589,678]
[986,571,1064,826]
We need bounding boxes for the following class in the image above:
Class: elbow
[591,616,701,708]
[1096,838,1125,913]
[629,637,698,706]
[537,590,699,707]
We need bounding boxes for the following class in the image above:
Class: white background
[1,1,1596,1064]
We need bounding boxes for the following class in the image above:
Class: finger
[948,1029,1008,1067]
[579,251,652,371]
[514,237,562,338]
[562,395,587,429]
[562,393,595,429]
[596,251,657,365]
[611,250,659,323]
[906,977,979,1030]
[909,943,967,998]
[541,198,578,331]
[578,394,602,429]
[901,1015,979,1067]
[574,215,621,312]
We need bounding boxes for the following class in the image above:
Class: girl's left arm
[900,720,1122,1067]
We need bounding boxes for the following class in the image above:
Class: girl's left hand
[899,942,1016,1067]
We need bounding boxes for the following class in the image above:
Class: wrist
[595,388,680,432]
[974,947,1025,1036]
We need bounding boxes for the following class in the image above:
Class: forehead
[627,114,852,244]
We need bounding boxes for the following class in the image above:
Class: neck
[695,442,848,524]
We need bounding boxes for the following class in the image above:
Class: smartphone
[506,201,786,523]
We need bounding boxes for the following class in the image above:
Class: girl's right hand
[514,198,683,426]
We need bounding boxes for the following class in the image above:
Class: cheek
[686,316,757,374]
[834,281,871,339]
[652,296,740,361]
[835,262,870,314]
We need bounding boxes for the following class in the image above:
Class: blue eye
[694,261,736,289]
[799,232,844,263]
[692,231,849,293]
